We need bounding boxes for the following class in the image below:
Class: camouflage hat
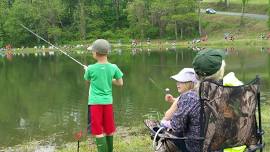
[192,49,225,77]
[87,39,111,54]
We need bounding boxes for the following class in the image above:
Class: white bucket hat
[171,68,197,83]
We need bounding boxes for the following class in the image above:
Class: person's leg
[95,135,107,152]
[87,105,91,134]
[103,104,116,152]
[106,134,113,152]
[91,105,107,152]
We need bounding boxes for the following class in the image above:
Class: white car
[206,8,216,14]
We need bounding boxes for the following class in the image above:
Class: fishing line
[149,77,172,96]
[149,77,170,94]
[149,77,164,92]
[20,24,86,68]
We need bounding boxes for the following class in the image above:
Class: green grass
[202,14,268,36]
[56,135,152,152]
[203,0,268,4]
[56,126,153,152]
[0,126,153,152]
[190,13,270,47]
[201,1,269,14]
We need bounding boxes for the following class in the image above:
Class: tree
[224,0,230,8]
[127,0,150,39]
[3,0,38,46]
[167,0,197,39]
[78,0,86,40]
[34,0,65,43]
[0,1,8,47]
[1,0,201,46]
[240,0,248,27]
[150,0,168,38]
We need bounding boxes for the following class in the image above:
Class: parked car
[206,8,216,14]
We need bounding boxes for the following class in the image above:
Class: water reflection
[0,47,269,150]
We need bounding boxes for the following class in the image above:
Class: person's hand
[165,94,174,103]
[160,119,172,128]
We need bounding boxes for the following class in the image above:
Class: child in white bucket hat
[162,68,198,121]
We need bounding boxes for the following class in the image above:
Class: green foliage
[3,1,38,46]
[0,0,200,47]
[146,27,159,38]
[268,0,270,29]
[0,30,3,48]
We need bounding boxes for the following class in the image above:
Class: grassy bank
[202,0,268,14]
[204,0,268,4]
[57,134,152,152]
[186,13,270,47]
[56,126,153,152]
[0,126,153,152]
[202,14,268,37]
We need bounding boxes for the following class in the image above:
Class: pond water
[0,47,269,150]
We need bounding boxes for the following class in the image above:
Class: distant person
[260,33,265,40]
[147,37,151,45]
[117,39,122,46]
[131,39,137,47]
[5,44,12,50]
[84,39,124,152]
[224,32,229,40]
[6,50,13,61]
[267,32,270,39]
[201,35,208,42]
[172,40,176,46]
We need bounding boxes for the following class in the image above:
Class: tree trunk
[113,0,120,28]
[198,1,202,36]
[180,27,183,40]
[225,0,229,8]
[141,29,144,39]
[174,21,178,40]
[8,0,12,8]
[240,0,247,27]
[159,19,163,38]
[79,0,86,40]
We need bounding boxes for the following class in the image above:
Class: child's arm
[112,78,123,86]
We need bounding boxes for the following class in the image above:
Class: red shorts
[89,104,116,135]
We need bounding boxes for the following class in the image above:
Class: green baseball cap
[87,39,111,54]
[192,49,225,77]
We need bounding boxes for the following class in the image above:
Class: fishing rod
[20,24,86,68]
[148,77,170,94]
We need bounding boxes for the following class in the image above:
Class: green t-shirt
[84,63,123,105]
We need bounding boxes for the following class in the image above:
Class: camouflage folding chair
[144,76,264,152]
[200,76,264,152]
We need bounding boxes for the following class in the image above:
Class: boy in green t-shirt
[84,39,123,152]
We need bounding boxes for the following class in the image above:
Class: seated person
[192,49,247,152]
[160,68,202,152]
[162,68,198,121]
